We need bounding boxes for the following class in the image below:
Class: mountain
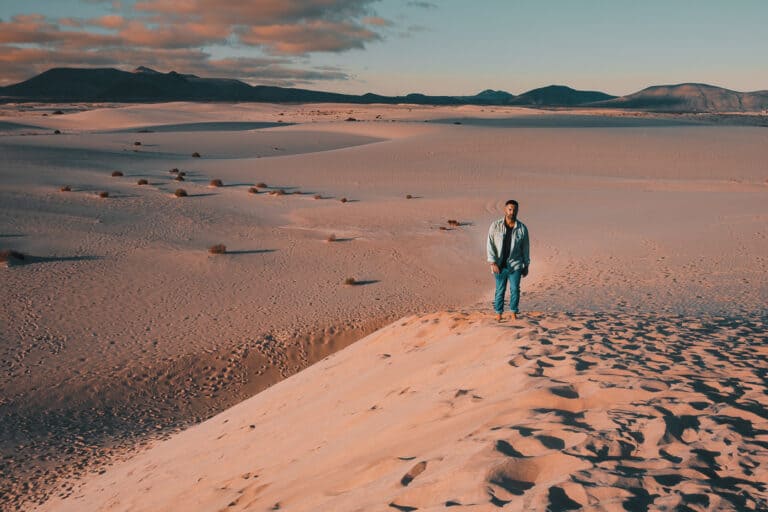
[591,83,768,112]
[1,68,765,112]
[511,85,616,106]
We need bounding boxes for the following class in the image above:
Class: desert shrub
[174,188,188,197]
[192,152,201,158]
[248,187,259,194]
[447,219,459,226]
[209,179,223,187]
[343,277,356,285]
[0,249,26,263]
[439,226,448,231]
[178,172,186,177]
[313,194,322,200]
[269,189,286,196]
[53,110,64,115]
[54,129,61,134]
[340,197,348,203]
[133,141,141,146]
[137,179,148,185]
[255,182,267,188]
[98,191,109,198]
[169,168,180,174]
[174,175,185,181]
[406,194,413,199]
[208,244,226,254]
[345,117,357,122]
[111,171,123,177]
[326,234,337,242]
[60,185,71,192]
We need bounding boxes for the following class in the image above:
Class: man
[487,200,530,321]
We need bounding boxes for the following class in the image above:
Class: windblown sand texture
[0,102,766,510]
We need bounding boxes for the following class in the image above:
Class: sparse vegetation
[137,179,149,185]
[174,175,185,181]
[98,191,109,198]
[343,277,356,285]
[447,219,459,227]
[137,129,153,133]
[326,234,337,242]
[52,110,64,115]
[169,168,180,174]
[209,179,223,187]
[192,152,201,158]
[269,189,286,196]
[111,171,124,177]
[178,172,186,177]
[53,129,61,135]
[345,117,358,122]
[0,249,26,265]
[133,141,141,146]
[174,188,188,197]
[439,226,448,231]
[60,185,71,192]
[256,182,267,188]
[248,187,259,194]
[208,244,226,254]
[340,197,348,203]
[406,194,413,199]
[313,194,322,200]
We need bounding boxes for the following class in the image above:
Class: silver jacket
[486,218,530,270]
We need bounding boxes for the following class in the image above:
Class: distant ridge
[591,83,768,112]
[0,68,766,112]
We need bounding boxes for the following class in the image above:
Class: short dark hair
[505,199,518,207]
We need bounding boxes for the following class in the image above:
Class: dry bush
[406,194,413,199]
[0,249,26,263]
[345,117,357,122]
[209,179,223,187]
[53,110,64,115]
[137,179,149,185]
[256,182,267,188]
[133,141,141,146]
[326,233,337,242]
[439,226,448,231]
[340,197,348,203]
[54,129,61,135]
[447,219,459,227]
[343,277,356,285]
[174,188,188,197]
[178,171,186,177]
[208,244,226,254]
[269,189,286,196]
[248,187,259,194]
[98,191,109,198]
[174,175,185,181]
[192,152,201,158]
[313,194,322,200]
[169,168,180,174]
[292,190,302,195]
[111,171,123,177]
[60,185,71,192]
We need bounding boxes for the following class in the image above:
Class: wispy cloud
[0,0,385,85]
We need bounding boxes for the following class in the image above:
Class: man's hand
[521,265,529,277]
[491,263,500,274]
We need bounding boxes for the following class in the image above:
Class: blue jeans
[494,268,521,314]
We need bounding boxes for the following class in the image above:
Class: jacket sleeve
[487,223,497,263]
[522,226,530,267]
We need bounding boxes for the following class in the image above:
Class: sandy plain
[0,102,766,510]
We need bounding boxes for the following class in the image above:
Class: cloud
[0,0,387,85]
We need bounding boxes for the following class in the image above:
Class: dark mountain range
[509,85,615,106]
[591,83,768,112]
[0,68,765,112]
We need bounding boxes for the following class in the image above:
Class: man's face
[504,203,517,220]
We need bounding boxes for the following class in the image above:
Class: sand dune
[36,310,768,511]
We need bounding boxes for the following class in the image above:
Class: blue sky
[1,0,766,95]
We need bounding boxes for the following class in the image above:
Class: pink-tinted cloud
[0,0,385,85]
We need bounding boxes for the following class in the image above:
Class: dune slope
[38,310,768,512]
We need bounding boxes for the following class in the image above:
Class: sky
[0,0,766,96]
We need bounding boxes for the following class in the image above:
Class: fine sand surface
[0,102,766,510]
[36,310,768,511]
